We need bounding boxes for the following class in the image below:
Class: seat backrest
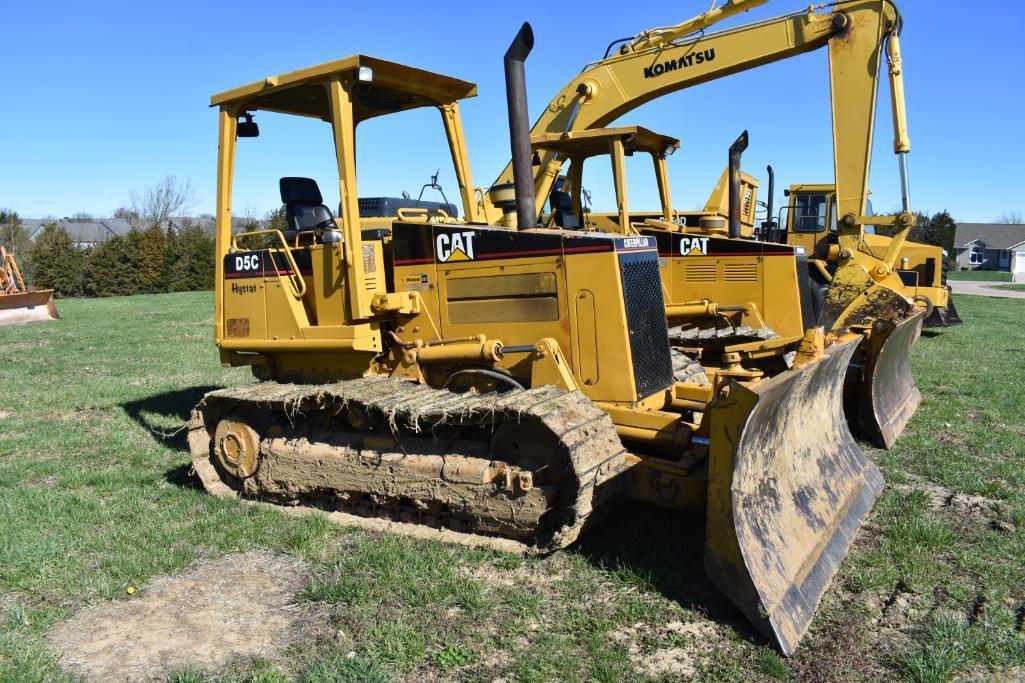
[550,190,580,230]
[279,177,337,233]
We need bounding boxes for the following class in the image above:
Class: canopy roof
[531,126,680,158]
[210,55,478,123]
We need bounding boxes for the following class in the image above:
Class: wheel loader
[0,247,58,326]
[772,182,962,328]
[480,0,927,449]
[189,25,882,654]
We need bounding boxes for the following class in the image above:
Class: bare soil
[45,551,314,681]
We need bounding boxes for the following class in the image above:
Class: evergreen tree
[86,235,139,296]
[132,226,168,293]
[26,224,85,297]
[162,227,180,291]
[167,227,215,292]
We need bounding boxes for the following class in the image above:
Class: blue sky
[2,0,1022,223]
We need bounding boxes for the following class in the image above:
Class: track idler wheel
[213,418,261,479]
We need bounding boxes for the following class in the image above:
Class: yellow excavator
[0,247,58,326]
[189,24,882,654]
[482,0,926,449]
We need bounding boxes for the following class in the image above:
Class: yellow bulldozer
[189,25,883,654]
[0,247,58,326]
[482,0,927,449]
[531,126,814,380]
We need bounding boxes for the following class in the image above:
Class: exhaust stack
[504,22,537,230]
[765,164,775,240]
[728,130,749,238]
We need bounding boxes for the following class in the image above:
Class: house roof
[27,218,132,243]
[955,223,1025,250]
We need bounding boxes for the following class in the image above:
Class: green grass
[2,292,1024,681]
[946,270,1013,281]
[994,283,1025,292]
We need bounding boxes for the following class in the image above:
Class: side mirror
[237,113,260,138]
[783,188,790,197]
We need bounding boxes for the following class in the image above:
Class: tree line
[26,223,217,298]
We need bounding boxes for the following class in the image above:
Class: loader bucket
[704,336,883,655]
[0,290,59,326]
[856,309,925,449]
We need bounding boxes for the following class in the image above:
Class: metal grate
[619,253,673,399]
[684,263,717,282]
[448,272,556,300]
[447,272,559,324]
[724,262,759,282]
[448,298,559,324]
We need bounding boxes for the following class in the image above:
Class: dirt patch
[3,341,55,351]
[45,551,314,681]
[892,475,1015,533]
[609,620,720,679]
[462,555,572,591]
[0,593,23,620]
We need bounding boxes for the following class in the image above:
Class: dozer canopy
[531,126,679,158]
[210,55,478,120]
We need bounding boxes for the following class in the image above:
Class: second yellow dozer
[188,25,882,654]
[0,247,58,326]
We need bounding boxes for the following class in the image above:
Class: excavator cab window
[793,193,830,233]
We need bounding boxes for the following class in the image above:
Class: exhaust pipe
[728,130,749,238]
[504,22,537,230]
[765,164,775,240]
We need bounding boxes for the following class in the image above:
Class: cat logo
[680,236,710,256]
[436,231,476,262]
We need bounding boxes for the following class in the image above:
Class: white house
[953,223,1025,276]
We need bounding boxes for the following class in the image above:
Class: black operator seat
[278,177,342,244]
[549,190,581,230]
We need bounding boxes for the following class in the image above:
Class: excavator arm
[483,0,913,322]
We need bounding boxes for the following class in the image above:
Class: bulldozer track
[668,324,779,344]
[188,376,628,554]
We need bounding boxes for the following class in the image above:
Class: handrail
[396,207,452,222]
[230,228,307,298]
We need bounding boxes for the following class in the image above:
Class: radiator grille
[620,253,673,399]
[724,262,759,282]
[448,298,559,324]
[684,263,717,283]
[448,272,556,300]
[447,272,559,324]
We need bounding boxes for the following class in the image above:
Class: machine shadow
[573,498,757,640]
[121,386,219,491]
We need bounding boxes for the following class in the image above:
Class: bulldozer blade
[856,309,924,449]
[0,290,59,326]
[704,336,883,655]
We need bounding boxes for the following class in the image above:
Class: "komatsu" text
[643,49,716,79]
